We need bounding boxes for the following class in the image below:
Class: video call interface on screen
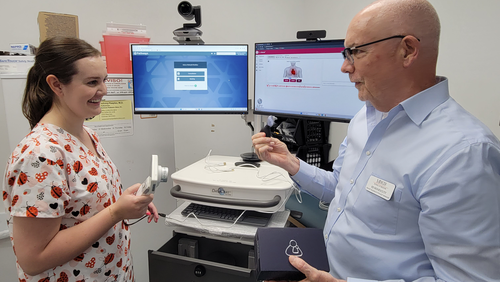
[254,40,365,122]
[131,44,248,114]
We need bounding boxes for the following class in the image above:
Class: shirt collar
[400,76,450,126]
[365,101,388,135]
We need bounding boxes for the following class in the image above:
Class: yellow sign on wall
[85,100,134,138]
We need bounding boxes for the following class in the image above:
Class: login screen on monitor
[131,44,248,114]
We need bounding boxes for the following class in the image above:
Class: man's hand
[265,256,345,282]
[251,132,300,175]
[290,256,345,282]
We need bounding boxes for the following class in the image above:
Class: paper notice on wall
[38,12,79,42]
[85,100,134,138]
[105,78,134,95]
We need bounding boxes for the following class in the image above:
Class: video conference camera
[173,1,204,44]
[297,30,327,41]
[177,1,202,28]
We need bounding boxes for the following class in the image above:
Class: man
[253,0,500,281]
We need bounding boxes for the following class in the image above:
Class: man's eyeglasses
[342,35,420,64]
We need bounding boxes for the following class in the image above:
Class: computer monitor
[254,40,365,122]
[131,44,248,114]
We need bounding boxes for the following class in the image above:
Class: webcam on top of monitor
[296,30,327,41]
[174,1,204,44]
[178,1,201,28]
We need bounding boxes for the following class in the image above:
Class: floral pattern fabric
[3,123,134,282]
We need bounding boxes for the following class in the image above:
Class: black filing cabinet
[148,231,257,281]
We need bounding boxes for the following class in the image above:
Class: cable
[123,212,167,226]
[255,169,303,205]
[204,149,226,166]
[123,215,148,226]
[202,149,303,214]
[204,150,232,172]
[125,206,260,230]
[246,121,254,132]
[318,201,329,211]
[204,148,303,205]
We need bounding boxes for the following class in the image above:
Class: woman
[2,36,158,281]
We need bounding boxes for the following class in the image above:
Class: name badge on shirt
[366,175,395,200]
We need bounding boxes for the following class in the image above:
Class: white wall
[1,1,500,281]
[0,78,9,189]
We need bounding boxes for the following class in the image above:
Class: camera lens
[178,1,193,16]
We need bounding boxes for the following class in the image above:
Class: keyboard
[181,203,272,227]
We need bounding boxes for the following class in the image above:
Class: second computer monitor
[254,40,365,122]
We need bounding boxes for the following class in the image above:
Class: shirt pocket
[352,183,403,235]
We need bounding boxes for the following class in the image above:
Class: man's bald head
[342,0,441,112]
[354,0,440,60]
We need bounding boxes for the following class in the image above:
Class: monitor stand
[240,152,260,162]
[239,109,264,166]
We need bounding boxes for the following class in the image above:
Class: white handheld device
[136,155,169,196]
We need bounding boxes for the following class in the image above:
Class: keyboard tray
[181,203,272,227]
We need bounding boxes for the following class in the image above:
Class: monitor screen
[254,40,365,122]
[131,44,248,114]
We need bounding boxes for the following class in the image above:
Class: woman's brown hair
[22,37,101,129]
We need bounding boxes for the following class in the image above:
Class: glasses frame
[342,35,420,64]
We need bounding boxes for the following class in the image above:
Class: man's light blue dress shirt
[292,77,500,281]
